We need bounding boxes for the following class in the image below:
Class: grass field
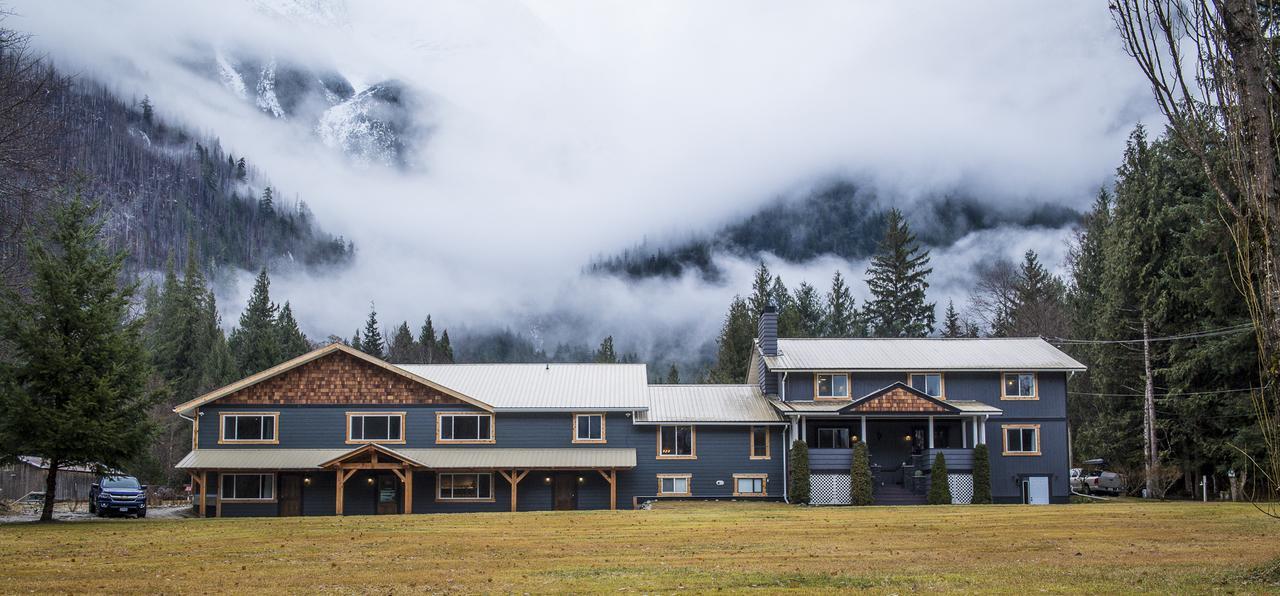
[1,501,1277,594]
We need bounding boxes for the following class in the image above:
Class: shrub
[928,452,952,505]
[789,440,810,504]
[971,443,992,504]
[850,442,873,505]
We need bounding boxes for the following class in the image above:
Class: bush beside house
[928,452,952,505]
[850,442,873,505]
[789,440,810,504]
[971,443,992,504]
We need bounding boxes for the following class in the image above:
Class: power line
[1046,323,1254,345]
[1068,386,1262,398]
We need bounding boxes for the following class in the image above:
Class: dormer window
[909,373,944,398]
[815,374,849,399]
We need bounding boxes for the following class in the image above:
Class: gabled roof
[318,443,427,468]
[760,337,1086,372]
[638,385,785,424]
[838,382,959,414]
[397,363,649,411]
[172,343,492,415]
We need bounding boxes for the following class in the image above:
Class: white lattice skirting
[810,473,851,505]
[948,473,974,504]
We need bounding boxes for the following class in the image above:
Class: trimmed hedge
[789,440,810,504]
[971,443,992,504]
[850,442,873,505]
[928,452,952,505]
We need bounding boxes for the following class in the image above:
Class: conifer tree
[927,452,951,505]
[709,296,755,383]
[360,304,385,359]
[942,300,963,338]
[388,322,417,362]
[275,302,310,359]
[791,282,826,338]
[417,316,438,364]
[824,271,862,337]
[350,328,361,349]
[1008,250,1068,337]
[228,269,281,376]
[0,196,159,520]
[788,440,810,504]
[850,441,873,505]
[971,443,992,504]
[594,336,619,363]
[258,186,274,215]
[771,275,801,337]
[865,208,935,337]
[140,95,153,124]
[437,330,455,363]
[748,261,773,325]
[235,157,246,180]
[666,363,680,384]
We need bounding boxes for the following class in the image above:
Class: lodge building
[174,308,1083,516]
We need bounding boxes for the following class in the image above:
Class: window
[219,413,278,444]
[220,473,274,501]
[1003,424,1041,455]
[816,427,850,449]
[346,412,405,444]
[1002,372,1038,400]
[733,474,767,496]
[750,426,770,459]
[909,373,944,398]
[436,412,494,443]
[436,473,494,501]
[573,413,606,443]
[657,474,691,496]
[815,373,850,399]
[658,425,696,459]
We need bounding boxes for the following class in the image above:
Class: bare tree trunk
[1143,318,1158,498]
[40,458,59,522]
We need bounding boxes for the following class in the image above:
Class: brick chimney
[758,304,778,356]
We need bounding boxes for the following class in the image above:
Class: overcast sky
[10,1,1159,356]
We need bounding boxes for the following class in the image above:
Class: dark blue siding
[621,425,785,503]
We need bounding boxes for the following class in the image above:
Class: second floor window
[658,425,695,458]
[1002,372,1038,399]
[574,414,605,443]
[816,373,849,399]
[220,413,277,444]
[347,413,405,443]
[909,373,943,398]
[437,413,494,443]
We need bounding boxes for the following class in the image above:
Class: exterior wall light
[303,477,312,486]
[544,477,552,484]
[577,477,585,484]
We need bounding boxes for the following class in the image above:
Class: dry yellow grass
[0,501,1277,594]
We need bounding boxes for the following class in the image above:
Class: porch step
[873,484,927,506]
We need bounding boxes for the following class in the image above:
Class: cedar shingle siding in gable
[846,387,950,413]
[220,351,468,407]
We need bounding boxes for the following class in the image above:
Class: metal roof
[639,385,785,424]
[396,363,650,411]
[762,338,1086,371]
[947,400,1004,414]
[176,448,637,470]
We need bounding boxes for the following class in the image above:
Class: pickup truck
[89,475,148,518]
[1075,459,1126,496]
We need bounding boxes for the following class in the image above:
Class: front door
[375,474,400,514]
[1021,476,1050,505]
[278,474,302,516]
[553,473,577,510]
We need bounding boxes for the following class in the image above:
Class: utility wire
[1045,323,1254,345]
[1068,387,1262,398]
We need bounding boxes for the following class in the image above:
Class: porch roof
[769,398,1001,416]
[176,447,638,471]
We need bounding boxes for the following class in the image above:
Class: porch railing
[808,447,975,472]
[922,448,974,470]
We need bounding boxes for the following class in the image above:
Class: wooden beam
[502,469,526,512]
[597,469,617,511]
[403,467,413,514]
[336,468,346,516]
[390,468,406,482]
[196,472,207,518]
[214,472,222,518]
[331,462,408,470]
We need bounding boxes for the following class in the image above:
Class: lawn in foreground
[0,501,1276,593]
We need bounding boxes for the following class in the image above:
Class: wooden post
[962,417,968,448]
[215,472,222,518]
[498,470,529,512]
[860,416,867,445]
[927,416,935,449]
[597,469,617,511]
[403,467,414,514]
[196,471,207,518]
[336,468,345,516]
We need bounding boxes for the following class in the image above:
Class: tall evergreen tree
[665,363,680,384]
[942,300,963,338]
[418,316,438,364]
[791,282,826,338]
[388,322,417,363]
[771,275,800,337]
[140,95,153,124]
[594,336,619,363]
[275,302,310,360]
[258,186,274,215]
[360,304,385,359]
[1008,250,1068,337]
[0,196,159,520]
[228,269,281,376]
[350,328,361,349]
[823,271,862,337]
[748,261,773,324]
[437,330,455,363]
[709,296,755,383]
[864,208,935,337]
[235,157,246,180]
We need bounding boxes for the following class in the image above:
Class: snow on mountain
[215,51,248,99]
[316,82,413,167]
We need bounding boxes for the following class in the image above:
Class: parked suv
[89,475,148,518]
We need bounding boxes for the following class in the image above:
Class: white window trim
[217,412,279,445]
[732,473,768,497]
[1000,372,1039,400]
[435,472,495,502]
[218,473,276,502]
[435,412,496,444]
[656,425,697,459]
[657,474,692,496]
[572,413,607,444]
[814,373,851,400]
[346,412,407,445]
[907,372,946,399]
[1002,424,1041,456]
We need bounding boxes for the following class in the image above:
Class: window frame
[435,412,496,444]
[435,472,496,502]
[656,474,692,496]
[907,372,945,399]
[218,473,276,502]
[217,412,279,445]
[345,411,407,445]
[656,425,697,459]
[749,426,771,460]
[1000,372,1039,400]
[815,427,851,449]
[572,413,607,444]
[732,473,768,497]
[1001,424,1041,456]
[814,373,851,400]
